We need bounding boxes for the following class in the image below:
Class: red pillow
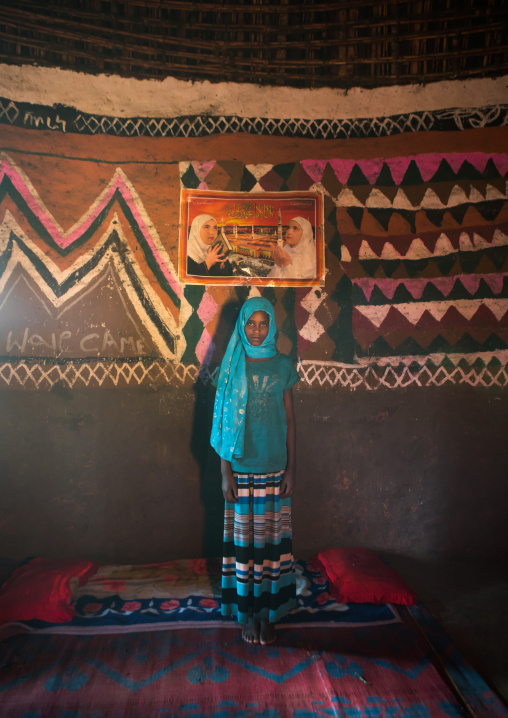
[0,557,98,624]
[310,548,418,605]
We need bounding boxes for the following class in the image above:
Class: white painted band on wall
[0,64,507,120]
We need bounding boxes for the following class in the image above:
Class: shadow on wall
[190,298,243,557]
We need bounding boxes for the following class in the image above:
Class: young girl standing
[211,297,300,645]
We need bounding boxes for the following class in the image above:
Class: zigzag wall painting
[1,95,507,138]
[0,134,507,389]
[0,154,192,364]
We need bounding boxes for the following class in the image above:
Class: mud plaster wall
[0,68,507,563]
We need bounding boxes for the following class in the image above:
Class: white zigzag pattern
[0,151,196,359]
[0,152,185,298]
[1,358,506,391]
[355,299,508,328]
[0,213,183,360]
[335,181,507,210]
[342,229,508,262]
[297,360,508,390]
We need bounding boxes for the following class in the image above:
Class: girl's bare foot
[259,620,277,645]
[242,619,260,644]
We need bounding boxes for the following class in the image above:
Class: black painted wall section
[0,385,507,563]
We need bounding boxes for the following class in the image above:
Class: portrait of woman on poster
[268,216,316,280]
[187,214,233,277]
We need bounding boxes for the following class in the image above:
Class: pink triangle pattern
[189,161,217,189]
[301,153,508,186]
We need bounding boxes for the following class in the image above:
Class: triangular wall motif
[68,154,508,366]
[375,163,396,187]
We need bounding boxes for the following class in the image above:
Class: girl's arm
[221,458,238,502]
[281,387,296,498]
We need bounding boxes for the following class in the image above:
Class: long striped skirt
[221,470,296,625]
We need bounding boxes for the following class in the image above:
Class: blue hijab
[210,297,277,462]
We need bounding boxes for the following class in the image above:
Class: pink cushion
[311,548,418,605]
[0,557,98,624]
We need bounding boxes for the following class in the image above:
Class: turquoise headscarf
[210,297,277,462]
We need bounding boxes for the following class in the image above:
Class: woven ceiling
[0,0,507,89]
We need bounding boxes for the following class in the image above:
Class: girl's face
[200,220,218,245]
[285,220,303,246]
[244,310,270,346]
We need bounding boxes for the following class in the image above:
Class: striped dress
[221,471,296,623]
[221,354,299,624]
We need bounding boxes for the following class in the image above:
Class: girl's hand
[272,245,291,267]
[280,468,295,498]
[206,244,226,269]
[221,459,238,502]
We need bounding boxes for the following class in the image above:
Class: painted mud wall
[0,68,507,564]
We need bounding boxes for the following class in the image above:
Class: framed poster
[179,189,325,286]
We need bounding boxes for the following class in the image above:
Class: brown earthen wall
[0,97,507,564]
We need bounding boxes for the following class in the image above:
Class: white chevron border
[1,357,507,391]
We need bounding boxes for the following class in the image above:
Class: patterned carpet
[1,606,506,717]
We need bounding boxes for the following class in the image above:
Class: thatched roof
[0,0,507,88]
